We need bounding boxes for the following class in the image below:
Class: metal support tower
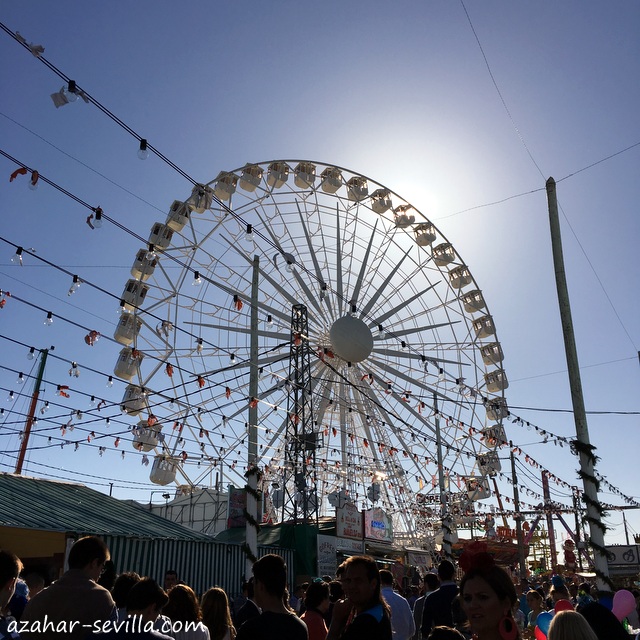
[282,304,318,524]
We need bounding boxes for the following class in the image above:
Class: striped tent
[103,534,296,597]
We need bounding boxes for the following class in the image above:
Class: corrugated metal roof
[0,473,210,540]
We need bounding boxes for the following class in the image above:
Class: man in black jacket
[420,560,458,638]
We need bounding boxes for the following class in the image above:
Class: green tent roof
[0,473,210,540]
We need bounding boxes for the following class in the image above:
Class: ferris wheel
[112,160,509,541]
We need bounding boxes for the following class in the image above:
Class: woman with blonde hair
[201,587,236,640]
[546,610,597,640]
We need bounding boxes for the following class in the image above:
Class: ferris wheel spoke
[294,200,331,317]
[369,349,464,369]
[367,357,461,407]
[183,321,288,342]
[348,219,379,310]
[334,204,345,317]
[358,247,413,318]
[387,320,462,339]
[369,284,438,328]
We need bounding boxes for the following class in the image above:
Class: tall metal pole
[16,348,48,474]
[510,450,527,578]
[245,256,260,580]
[542,471,558,571]
[434,393,452,559]
[546,177,610,592]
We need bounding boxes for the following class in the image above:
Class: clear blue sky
[0,1,638,551]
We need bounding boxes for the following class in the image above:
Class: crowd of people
[1,538,639,640]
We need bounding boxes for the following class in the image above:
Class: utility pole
[245,256,260,580]
[434,393,452,560]
[510,450,527,578]
[16,348,49,474]
[546,177,610,593]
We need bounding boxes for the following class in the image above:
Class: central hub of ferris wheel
[329,315,374,363]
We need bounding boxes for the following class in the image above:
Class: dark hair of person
[112,572,141,608]
[460,563,519,637]
[550,584,570,598]
[24,572,44,591]
[126,578,168,612]
[343,555,391,617]
[424,573,440,591]
[164,584,202,623]
[97,559,117,591]
[252,554,287,598]
[379,569,394,586]
[527,589,543,603]
[304,580,330,611]
[68,536,110,570]
[579,601,630,640]
[243,577,254,599]
[460,564,517,607]
[0,550,22,587]
[201,586,235,640]
[329,580,344,603]
[427,626,466,640]
[437,560,455,581]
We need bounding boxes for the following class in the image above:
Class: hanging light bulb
[137,138,149,160]
[118,299,126,315]
[170,398,176,409]
[68,275,81,296]
[106,375,113,388]
[27,347,36,360]
[63,80,79,103]
[421,355,429,372]
[320,283,327,300]
[11,247,23,265]
[438,368,445,382]
[244,224,254,243]
[192,271,202,286]
[378,324,384,338]
[350,304,357,317]
[89,395,96,407]
[7,391,14,402]
[41,401,50,414]
[17,372,25,384]
[266,314,273,326]
[285,260,295,273]
[93,207,103,228]
[196,338,203,353]
[230,353,236,363]
[145,244,157,261]
[44,311,53,326]
[401,341,407,350]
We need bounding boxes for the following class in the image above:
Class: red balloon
[554,599,574,613]
[534,626,547,640]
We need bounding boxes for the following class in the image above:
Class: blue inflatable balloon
[536,611,554,635]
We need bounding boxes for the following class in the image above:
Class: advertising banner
[364,507,393,543]
[317,534,337,577]
[336,502,363,540]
